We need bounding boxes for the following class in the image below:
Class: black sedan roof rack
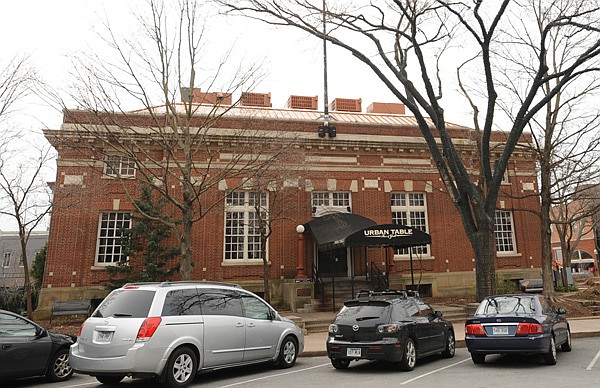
[355,289,414,299]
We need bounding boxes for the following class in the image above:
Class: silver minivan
[70,282,304,387]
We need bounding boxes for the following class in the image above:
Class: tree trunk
[539,161,555,295]
[469,217,496,302]
[19,232,33,318]
[262,234,270,303]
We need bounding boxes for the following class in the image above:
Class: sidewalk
[299,316,600,357]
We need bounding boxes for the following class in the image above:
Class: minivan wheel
[96,375,125,384]
[46,348,74,381]
[561,329,572,352]
[398,338,416,371]
[165,347,197,388]
[275,336,298,368]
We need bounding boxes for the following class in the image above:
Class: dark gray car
[70,281,304,388]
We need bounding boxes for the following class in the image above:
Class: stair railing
[312,263,325,305]
[369,262,389,291]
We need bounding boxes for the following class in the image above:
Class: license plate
[492,326,508,335]
[94,331,114,343]
[347,348,361,357]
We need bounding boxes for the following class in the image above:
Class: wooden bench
[50,300,92,323]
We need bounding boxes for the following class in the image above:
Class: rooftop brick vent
[329,98,362,112]
[240,92,272,107]
[286,95,318,110]
[181,88,232,105]
[367,102,406,114]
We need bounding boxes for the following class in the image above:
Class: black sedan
[465,294,571,365]
[327,290,455,371]
[0,309,76,382]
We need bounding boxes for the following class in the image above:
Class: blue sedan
[465,294,571,365]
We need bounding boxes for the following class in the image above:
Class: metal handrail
[312,263,325,304]
[369,262,389,291]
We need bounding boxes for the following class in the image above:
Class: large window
[96,212,131,265]
[104,155,136,178]
[2,252,10,268]
[224,191,267,261]
[495,210,516,253]
[312,191,351,212]
[391,193,429,256]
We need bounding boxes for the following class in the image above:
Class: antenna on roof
[318,0,336,138]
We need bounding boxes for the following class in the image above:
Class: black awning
[304,213,377,251]
[345,224,431,248]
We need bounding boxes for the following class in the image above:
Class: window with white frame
[224,191,267,261]
[312,191,351,212]
[391,193,430,256]
[495,210,517,253]
[104,155,136,178]
[96,212,132,265]
[2,252,10,268]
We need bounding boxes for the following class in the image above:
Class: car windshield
[475,296,535,315]
[92,289,155,318]
[337,301,391,322]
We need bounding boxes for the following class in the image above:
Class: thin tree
[56,0,296,280]
[218,0,600,300]
[493,0,600,296]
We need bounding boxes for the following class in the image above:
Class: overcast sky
[0,0,474,232]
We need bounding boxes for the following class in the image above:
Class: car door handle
[236,322,244,327]
[2,344,11,350]
[247,323,255,328]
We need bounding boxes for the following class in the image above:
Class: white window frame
[2,252,10,268]
[95,212,132,266]
[311,191,351,213]
[103,155,136,178]
[495,210,517,254]
[391,192,430,258]
[224,191,268,262]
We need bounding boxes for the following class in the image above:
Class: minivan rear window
[93,289,155,318]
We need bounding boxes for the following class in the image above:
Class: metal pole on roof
[322,0,330,125]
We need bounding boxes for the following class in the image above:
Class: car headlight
[328,324,339,334]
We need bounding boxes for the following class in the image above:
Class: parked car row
[326,290,572,371]
[1,281,304,388]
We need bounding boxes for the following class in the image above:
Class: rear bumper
[69,342,167,376]
[465,334,551,354]
[326,337,405,362]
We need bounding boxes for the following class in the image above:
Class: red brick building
[37,91,542,316]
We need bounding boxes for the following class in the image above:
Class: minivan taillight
[136,317,162,342]
[77,320,87,337]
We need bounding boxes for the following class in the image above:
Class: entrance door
[317,248,349,277]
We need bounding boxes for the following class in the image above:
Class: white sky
[0,0,474,231]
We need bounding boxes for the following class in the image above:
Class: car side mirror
[434,311,443,319]
[35,327,48,338]
[556,307,567,315]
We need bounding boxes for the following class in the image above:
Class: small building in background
[0,231,48,289]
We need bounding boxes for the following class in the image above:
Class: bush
[0,288,27,314]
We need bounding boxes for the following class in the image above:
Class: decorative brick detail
[240,92,272,107]
[367,102,405,114]
[329,98,362,112]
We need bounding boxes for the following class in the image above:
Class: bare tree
[52,0,296,280]
[0,134,55,318]
[242,149,305,302]
[217,0,600,300]
[491,0,600,295]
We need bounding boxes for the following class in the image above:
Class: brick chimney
[366,102,405,114]
[286,95,318,110]
[181,88,232,105]
[329,98,362,112]
[240,92,272,107]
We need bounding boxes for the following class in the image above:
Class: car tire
[441,330,455,358]
[165,346,198,388]
[399,338,416,371]
[96,375,125,384]
[46,348,74,382]
[275,336,298,368]
[331,358,351,369]
[543,336,557,365]
[561,329,572,352]
[471,352,485,364]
